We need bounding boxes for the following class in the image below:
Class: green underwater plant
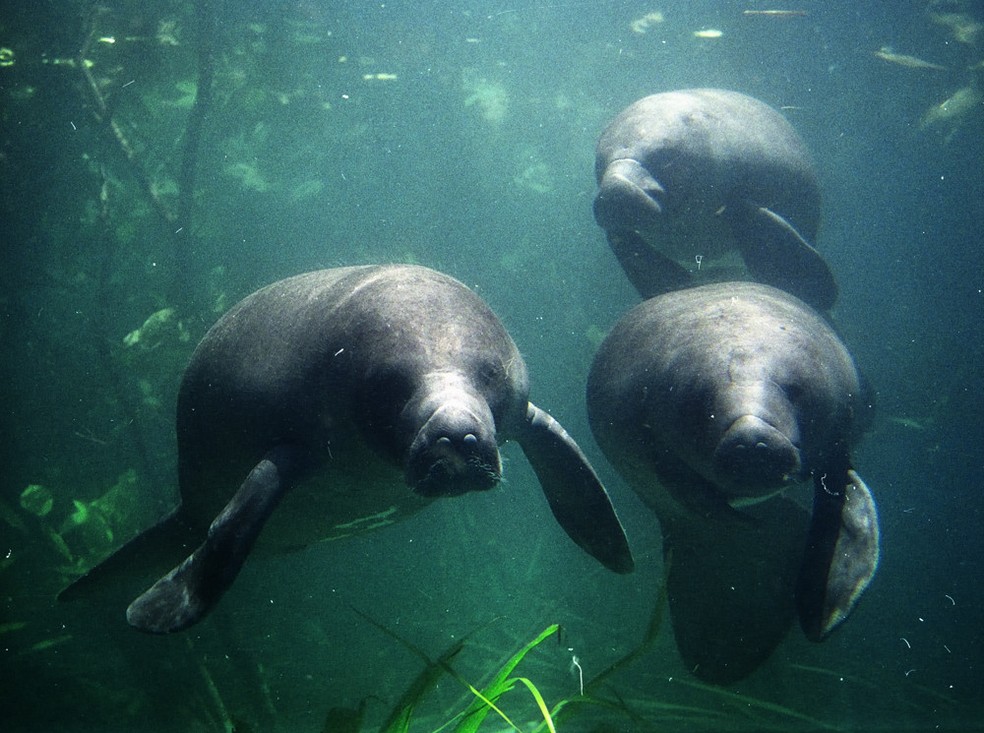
[449,624,560,733]
[355,608,561,733]
[350,565,671,733]
[347,558,860,732]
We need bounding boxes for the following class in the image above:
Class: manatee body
[594,89,836,311]
[63,264,633,632]
[587,282,878,683]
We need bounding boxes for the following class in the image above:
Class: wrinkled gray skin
[62,265,633,632]
[587,282,879,683]
[594,88,837,311]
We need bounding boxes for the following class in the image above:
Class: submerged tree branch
[92,166,162,492]
[174,0,218,304]
[77,13,177,229]
[77,1,219,308]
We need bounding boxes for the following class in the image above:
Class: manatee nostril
[431,436,456,461]
[463,433,478,447]
[713,416,801,492]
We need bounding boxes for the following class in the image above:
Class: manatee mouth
[593,158,665,231]
[407,433,502,497]
[712,415,802,494]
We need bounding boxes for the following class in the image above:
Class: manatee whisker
[466,453,501,482]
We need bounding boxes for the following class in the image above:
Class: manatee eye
[675,384,713,428]
[358,368,416,458]
[362,368,415,424]
[643,147,672,174]
[380,368,416,403]
[475,360,504,391]
[784,383,804,404]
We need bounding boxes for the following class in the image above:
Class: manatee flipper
[515,403,634,574]
[127,446,301,633]
[731,204,837,311]
[797,469,880,641]
[606,230,692,300]
[661,493,809,683]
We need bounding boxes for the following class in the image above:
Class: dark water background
[1,1,981,731]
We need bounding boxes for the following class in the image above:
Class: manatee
[61,264,633,632]
[586,282,878,682]
[593,88,837,311]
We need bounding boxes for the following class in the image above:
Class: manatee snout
[405,400,501,497]
[593,158,665,231]
[712,415,802,493]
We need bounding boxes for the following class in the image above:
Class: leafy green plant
[451,624,559,733]
[354,609,559,733]
[351,563,671,733]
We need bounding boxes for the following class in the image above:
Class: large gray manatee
[62,264,633,632]
[587,282,879,683]
[594,88,837,311]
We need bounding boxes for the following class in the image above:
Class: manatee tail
[125,446,301,633]
[58,508,203,605]
[60,445,304,634]
[662,495,809,684]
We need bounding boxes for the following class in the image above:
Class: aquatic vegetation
[353,570,853,732]
[19,484,54,517]
[888,415,933,431]
[873,46,947,71]
[362,72,399,81]
[359,616,562,733]
[165,80,199,109]
[462,69,509,123]
[122,307,189,349]
[629,11,664,35]
[867,5,984,146]
[929,10,984,45]
[346,573,670,733]
[16,469,162,584]
[920,86,983,131]
[512,150,554,195]
[741,9,809,17]
[223,160,272,192]
[289,178,326,203]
